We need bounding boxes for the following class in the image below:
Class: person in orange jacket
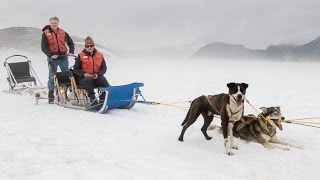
[41,16,74,103]
[73,36,110,108]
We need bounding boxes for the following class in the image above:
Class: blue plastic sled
[97,82,144,113]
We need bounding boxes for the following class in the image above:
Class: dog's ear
[242,83,249,89]
[260,107,268,114]
[276,106,281,113]
[227,82,235,88]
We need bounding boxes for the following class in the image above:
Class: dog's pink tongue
[278,124,283,131]
[236,100,243,106]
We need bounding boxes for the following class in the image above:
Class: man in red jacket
[41,16,74,103]
[73,36,110,109]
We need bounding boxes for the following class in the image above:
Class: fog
[1,0,320,57]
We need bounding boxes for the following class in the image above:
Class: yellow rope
[282,117,320,121]
[280,119,320,125]
[151,102,190,110]
[152,99,320,126]
[164,101,191,105]
[245,98,320,126]
[160,104,189,110]
[155,101,191,105]
[244,98,270,123]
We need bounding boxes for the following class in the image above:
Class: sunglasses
[85,44,94,48]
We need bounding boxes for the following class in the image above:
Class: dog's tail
[181,101,193,126]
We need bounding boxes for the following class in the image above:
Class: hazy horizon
[1,0,320,57]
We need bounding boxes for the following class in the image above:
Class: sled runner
[3,55,45,94]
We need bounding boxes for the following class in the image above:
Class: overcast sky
[1,0,319,56]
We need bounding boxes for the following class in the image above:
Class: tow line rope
[244,98,320,128]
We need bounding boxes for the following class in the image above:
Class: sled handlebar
[4,55,30,66]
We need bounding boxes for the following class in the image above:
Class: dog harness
[228,106,243,118]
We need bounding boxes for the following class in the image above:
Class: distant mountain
[192,37,320,61]
[191,42,263,60]
[0,27,116,57]
[294,37,320,59]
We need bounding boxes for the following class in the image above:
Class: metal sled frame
[4,55,45,94]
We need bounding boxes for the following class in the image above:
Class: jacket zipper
[92,54,94,74]
[53,31,60,53]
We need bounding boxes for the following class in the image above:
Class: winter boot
[48,91,54,104]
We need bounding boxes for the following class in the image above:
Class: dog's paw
[178,137,184,142]
[226,152,234,156]
[295,145,303,149]
[206,136,212,140]
[290,144,303,149]
[283,147,290,151]
[231,146,239,150]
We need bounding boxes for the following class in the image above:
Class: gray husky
[209,107,301,150]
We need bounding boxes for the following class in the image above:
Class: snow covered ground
[1,49,320,180]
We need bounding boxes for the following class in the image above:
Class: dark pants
[78,76,109,102]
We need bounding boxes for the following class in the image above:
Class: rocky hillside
[0,27,115,57]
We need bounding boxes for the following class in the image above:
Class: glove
[92,74,98,79]
[51,55,58,59]
[84,73,93,78]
